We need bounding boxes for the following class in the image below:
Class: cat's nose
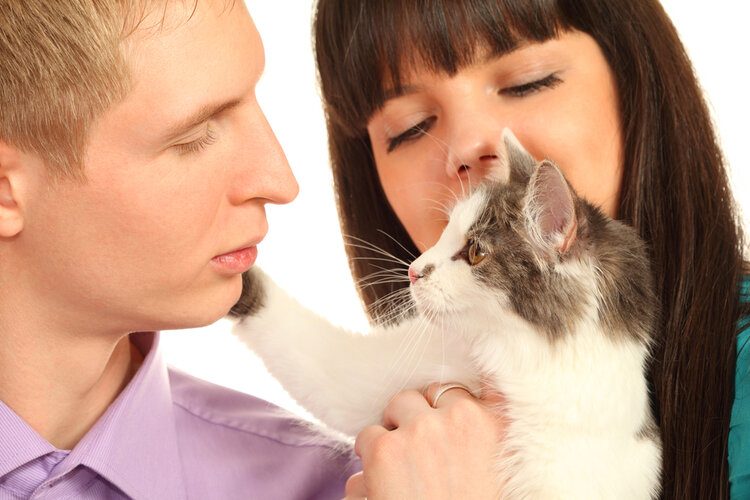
[408,266,419,284]
[408,264,434,283]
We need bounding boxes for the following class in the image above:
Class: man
[0,1,355,498]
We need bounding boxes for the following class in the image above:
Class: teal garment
[730,277,750,499]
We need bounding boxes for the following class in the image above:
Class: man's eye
[387,116,436,153]
[501,73,562,98]
[174,127,218,156]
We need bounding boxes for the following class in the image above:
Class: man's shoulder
[166,368,357,499]
[167,367,349,451]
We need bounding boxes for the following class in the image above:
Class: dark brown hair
[314,0,749,497]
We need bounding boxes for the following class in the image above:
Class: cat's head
[407,130,652,341]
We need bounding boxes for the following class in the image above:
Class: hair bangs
[315,0,569,136]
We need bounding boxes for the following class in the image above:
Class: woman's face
[367,31,623,252]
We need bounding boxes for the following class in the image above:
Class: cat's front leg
[229,268,479,436]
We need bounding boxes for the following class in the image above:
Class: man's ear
[0,141,27,238]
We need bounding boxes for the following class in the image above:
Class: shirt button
[44,478,60,488]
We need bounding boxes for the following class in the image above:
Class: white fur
[233,188,661,499]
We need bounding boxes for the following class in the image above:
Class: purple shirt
[0,333,358,499]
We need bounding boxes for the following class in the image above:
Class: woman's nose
[444,111,505,180]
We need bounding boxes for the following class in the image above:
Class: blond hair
[0,2,156,179]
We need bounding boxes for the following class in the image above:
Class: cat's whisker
[421,180,463,208]
[362,262,408,276]
[378,305,416,328]
[355,266,408,289]
[343,235,412,268]
[384,314,431,395]
[371,299,415,327]
[420,131,473,196]
[397,309,439,395]
[356,272,408,288]
[426,205,450,221]
[371,305,431,409]
[361,279,410,290]
[367,284,410,306]
[368,289,414,322]
[376,229,419,260]
[423,197,452,220]
[349,256,410,267]
[439,310,447,387]
[345,245,410,268]
[456,169,468,200]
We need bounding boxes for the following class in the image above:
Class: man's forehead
[120,0,238,40]
[89,0,258,153]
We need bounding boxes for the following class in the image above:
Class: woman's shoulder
[730,276,750,498]
[738,275,749,358]
[735,275,749,389]
[167,368,358,499]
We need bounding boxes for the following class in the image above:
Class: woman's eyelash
[387,116,436,153]
[174,127,218,156]
[384,74,561,153]
[501,73,562,97]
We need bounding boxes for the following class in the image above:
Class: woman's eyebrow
[161,98,242,142]
[382,84,422,103]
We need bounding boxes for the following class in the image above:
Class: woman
[313,0,749,497]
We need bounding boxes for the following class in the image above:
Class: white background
[161,1,750,415]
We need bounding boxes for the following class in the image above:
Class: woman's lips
[211,246,258,274]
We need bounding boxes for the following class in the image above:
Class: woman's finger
[381,389,432,429]
[423,382,475,409]
[344,471,367,499]
[353,424,388,459]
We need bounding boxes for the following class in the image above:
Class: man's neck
[0,324,144,450]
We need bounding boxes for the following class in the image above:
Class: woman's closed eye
[500,73,562,98]
[174,126,218,156]
[387,116,436,153]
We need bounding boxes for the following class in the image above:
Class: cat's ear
[487,129,537,184]
[523,160,578,255]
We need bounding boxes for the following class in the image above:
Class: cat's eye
[467,239,486,266]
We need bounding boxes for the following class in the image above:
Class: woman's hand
[344,384,507,499]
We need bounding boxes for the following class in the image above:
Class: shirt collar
[1,332,187,499]
[0,402,56,477]
[70,332,186,499]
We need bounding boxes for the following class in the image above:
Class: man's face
[19,1,297,333]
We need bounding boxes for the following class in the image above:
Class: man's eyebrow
[162,98,242,142]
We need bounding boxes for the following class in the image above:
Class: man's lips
[211,246,258,274]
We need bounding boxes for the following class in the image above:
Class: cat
[230,130,662,499]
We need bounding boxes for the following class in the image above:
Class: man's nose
[231,106,299,206]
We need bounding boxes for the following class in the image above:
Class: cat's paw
[228,267,268,319]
